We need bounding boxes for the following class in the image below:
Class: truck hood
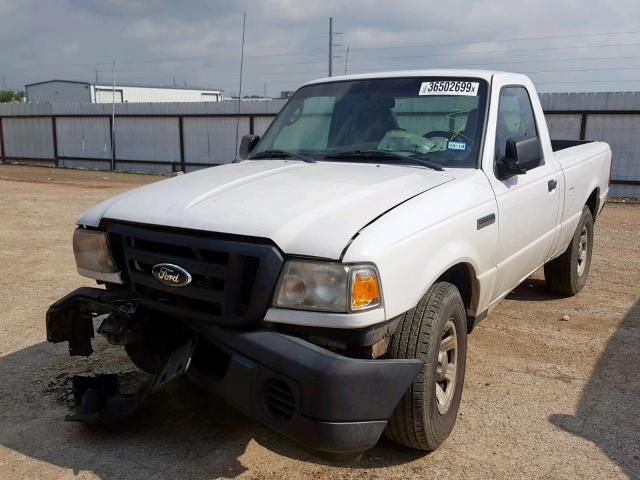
[79,160,453,259]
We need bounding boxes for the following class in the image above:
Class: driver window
[495,86,538,161]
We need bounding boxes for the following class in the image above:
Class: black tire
[384,281,467,451]
[124,342,167,374]
[544,206,594,296]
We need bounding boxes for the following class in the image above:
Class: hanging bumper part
[46,287,422,454]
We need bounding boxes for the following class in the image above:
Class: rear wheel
[544,206,594,296]
[384,281,467,450]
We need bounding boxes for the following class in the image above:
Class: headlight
[73,228,118,275]
[273,260,382,313]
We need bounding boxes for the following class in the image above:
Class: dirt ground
[0,164,638,480]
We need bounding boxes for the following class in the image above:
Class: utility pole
[328,17,333,76]
[95,69,99,83]
[1,74,6,89]
[110,60,116,171]
[173,76,176,87]
[344,46,350,75]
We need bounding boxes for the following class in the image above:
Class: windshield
[251,77,488,168]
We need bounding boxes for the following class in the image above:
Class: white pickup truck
[47,70,611,458]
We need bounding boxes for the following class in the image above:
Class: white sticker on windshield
[419,81,479,96]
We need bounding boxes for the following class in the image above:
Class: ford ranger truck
[47,70,611,458]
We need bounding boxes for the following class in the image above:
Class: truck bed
[550,139,611,261]
[551,139,594,152]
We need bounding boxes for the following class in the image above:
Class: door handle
[548,179,558,192]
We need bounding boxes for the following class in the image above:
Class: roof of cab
[303,69,525,87]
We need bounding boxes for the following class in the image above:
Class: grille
[106,222,283,327]
[263,379,296,421]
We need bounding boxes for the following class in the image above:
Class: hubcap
[577,226,588,277]
[435,319,458,415]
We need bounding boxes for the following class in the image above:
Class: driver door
[483,82,562,301]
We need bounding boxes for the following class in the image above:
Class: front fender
[343,171,498,319]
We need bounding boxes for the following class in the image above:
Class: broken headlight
[73,228,122,283]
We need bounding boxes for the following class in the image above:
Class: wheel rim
[435,319,458,415]
[577,225,588,277]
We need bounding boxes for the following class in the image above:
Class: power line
[408,53,640,71]
[535,78,640,84]
[19,51,640,93]
[520,65,640,75]
[229,39,640,67]
[103,39,640,73]
[26,50,640,85]
[7,40,329,73]
[11,29,640,95]
[347,41,640,64]
[12,30,640,76]
[347,29,640,53]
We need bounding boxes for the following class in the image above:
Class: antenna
[235,12,247,156]
[344,46,350,75]
[111,60,116,171]
[328,17,333,76]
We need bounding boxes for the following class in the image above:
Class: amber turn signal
[350,267,381,311]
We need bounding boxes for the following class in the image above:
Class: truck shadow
[549,299,640,478]
[506,277,561,302]
[0,339,424,479]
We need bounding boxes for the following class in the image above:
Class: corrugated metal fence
[540,92,640,197]
[0,100,285,174]
[1,93,639,196]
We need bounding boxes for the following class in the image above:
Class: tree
[0,90,25,103]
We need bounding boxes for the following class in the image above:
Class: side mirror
[497,135,542,179]
[238,134,260,160]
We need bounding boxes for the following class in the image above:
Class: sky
[2,0,640,97]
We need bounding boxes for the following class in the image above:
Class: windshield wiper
[249,150,316,163]
[324,150,443,171]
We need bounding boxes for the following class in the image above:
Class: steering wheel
[422,130,454,140]
[283,103,303,126]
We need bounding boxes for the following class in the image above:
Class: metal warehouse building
[25,80,223,103]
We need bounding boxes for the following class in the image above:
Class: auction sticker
[419,81,479,96]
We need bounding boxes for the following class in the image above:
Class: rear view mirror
[238,135,260,160]
[497,135,542,179]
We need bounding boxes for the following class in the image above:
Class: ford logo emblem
[151,263,192,287]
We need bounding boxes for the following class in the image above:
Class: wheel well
[437,263,475,314]
[586,188,599,220]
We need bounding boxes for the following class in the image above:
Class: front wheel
[384,281,467,451]
[124,342,168,374]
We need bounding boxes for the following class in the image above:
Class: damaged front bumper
[46,287,421,454]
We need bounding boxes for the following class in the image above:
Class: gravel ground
[0,164,638,480]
